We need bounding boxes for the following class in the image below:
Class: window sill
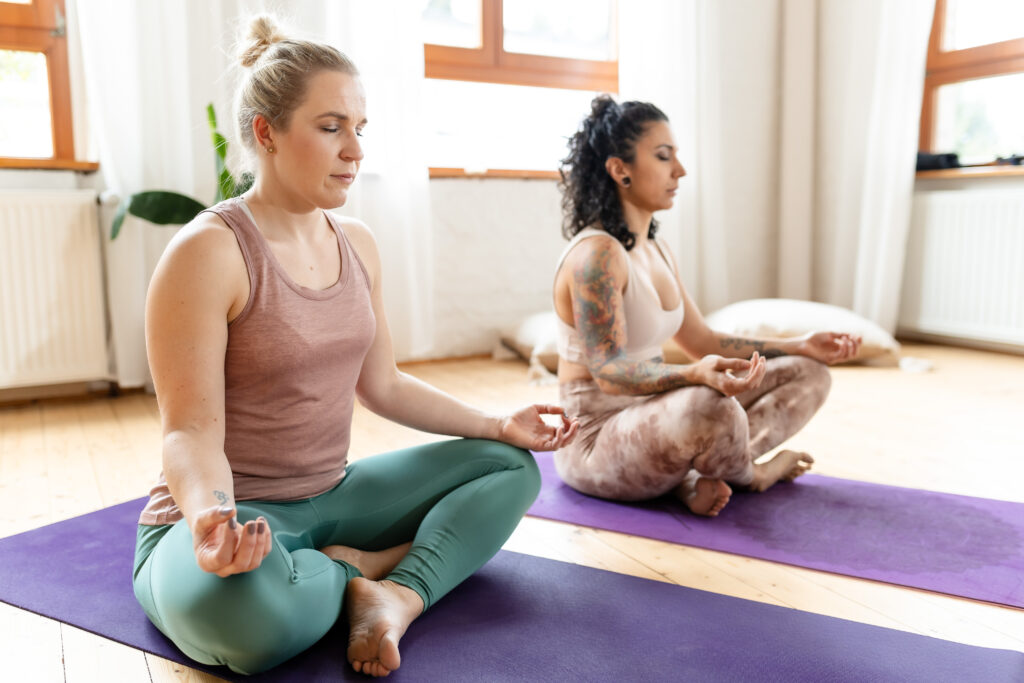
[915,166,1024,180]
[0,158,100,172]
[429,167,559,180]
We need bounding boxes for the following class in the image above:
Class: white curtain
[619,0,934,332]
[71,0,432,387]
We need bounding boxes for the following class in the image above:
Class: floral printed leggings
[554,356,832,501]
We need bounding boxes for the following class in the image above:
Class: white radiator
[0,190,109,389]
[899,189,1024,349]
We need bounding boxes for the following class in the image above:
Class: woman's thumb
[194,505,235,536]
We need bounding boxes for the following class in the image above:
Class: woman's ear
[252,114,274,152]
[605,156,628,187]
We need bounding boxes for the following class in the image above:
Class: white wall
[0,169,99,192]
[428,177,566,358]
[0,170,566,370]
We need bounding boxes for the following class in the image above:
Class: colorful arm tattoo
[571,243,693,395]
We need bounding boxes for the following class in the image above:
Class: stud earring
[622,177,631,187]
[267,145,275,154]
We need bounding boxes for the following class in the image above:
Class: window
[920,0,1024,165]
[0,0,91,169]
[422,0,618,176]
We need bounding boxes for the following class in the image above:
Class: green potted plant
[110,103,253,239]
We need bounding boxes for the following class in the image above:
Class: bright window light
[943,0,1024,51]
[423,78,604,171]
[0,49,53,158]
[934,72,1024,163]
[503,0,615,60]
[422,0,482,48]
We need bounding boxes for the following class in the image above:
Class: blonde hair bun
[239,15,285,68]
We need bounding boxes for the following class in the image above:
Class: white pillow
[703,298,900,364]
[500,312,560,372]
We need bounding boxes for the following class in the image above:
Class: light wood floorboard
[0,342,1022,681]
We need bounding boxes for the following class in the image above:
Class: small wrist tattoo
[213,490,228,505]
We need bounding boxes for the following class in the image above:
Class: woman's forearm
[162,429,236,531]
[591,358,698,396]
[358,371,502,440]
[711,332,797,360]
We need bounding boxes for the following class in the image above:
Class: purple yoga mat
[529,450,1024,608]
[0,500,1022,682]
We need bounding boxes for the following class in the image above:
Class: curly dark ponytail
[559,95,669,251]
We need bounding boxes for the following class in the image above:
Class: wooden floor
[1,342,1022,681]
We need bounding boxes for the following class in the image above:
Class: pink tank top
[138,198,376,525]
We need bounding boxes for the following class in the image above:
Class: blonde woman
[133,17,577,678]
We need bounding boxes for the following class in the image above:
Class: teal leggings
[132,439,540,675]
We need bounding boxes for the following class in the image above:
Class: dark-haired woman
[552,95,859,517]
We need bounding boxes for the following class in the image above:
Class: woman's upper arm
[146,215,246,439]
[564,236,631,377]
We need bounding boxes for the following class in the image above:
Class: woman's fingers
[194,505,235,538]
[533,404,566,416]
[232,520,261,572]
[718,358,766,396]
[542,418,580,449]
[717,356,754,372]
[193,506,240,574]
[209,516,272,577]
[551,420,579,448]
[256,517,272,562]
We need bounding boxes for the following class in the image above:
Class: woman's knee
[155,569,330,673]
[789,356,832,405]
[475,440,541,502]
[677,386,747,436]
[141,526,334,674]
[675,388,748,474]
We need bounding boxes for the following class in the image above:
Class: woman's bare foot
[345,578,424,677]
[319,542,412,581]
[749,450,814,492]
[675,475,732,516]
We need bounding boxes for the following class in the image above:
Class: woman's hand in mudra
[192,506,273,577]
[694,352,767,397]
[498,404,580,451]
[797,331,861,365]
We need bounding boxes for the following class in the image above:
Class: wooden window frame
[919,0,1024,153]
[0,0,96,170]
[424,0,618,92]
[424,0,617,179]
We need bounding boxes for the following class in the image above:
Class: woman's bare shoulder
[168,211,238,253]
[332,213,374,243]
[151,211,247,305]
[563,231,628,276]
[330,213,379,275]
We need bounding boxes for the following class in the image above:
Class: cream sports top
[555,228,684,365]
